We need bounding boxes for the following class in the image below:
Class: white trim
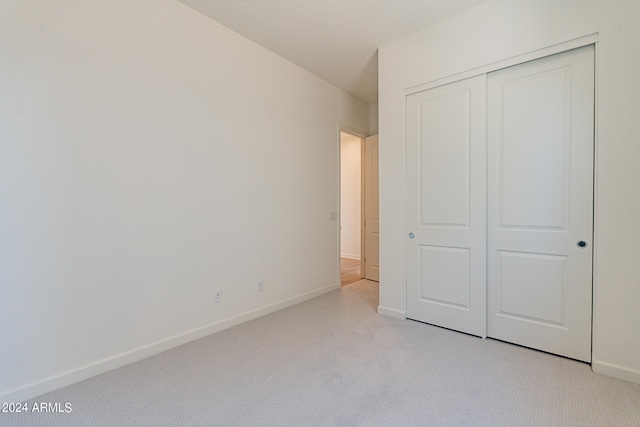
[378,305,407,320]
[590,41,600,365]
[338,123,368,139]
[341,253,361,260]
[0,283,340,402]
[592,360,640,385]
[404,33,599,96]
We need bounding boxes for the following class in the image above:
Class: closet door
[406,75,487,337]
[486,46,594,362]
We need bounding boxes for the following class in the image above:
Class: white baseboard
[377,305,407,320]
[340,253,361,260]
[592,359,640,385]
[0,283,340,402]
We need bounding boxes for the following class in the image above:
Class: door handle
[408,232,415,239]
[577,240,588,248]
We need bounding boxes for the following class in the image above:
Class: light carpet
[2,280,639,426]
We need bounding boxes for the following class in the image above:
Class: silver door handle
[408,232,415,239]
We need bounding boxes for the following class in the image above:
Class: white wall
[340,132,362,260]
[368,102,379,135]
[0,0,368,400]
[379,0,640,384]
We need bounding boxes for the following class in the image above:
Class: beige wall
[368,102,379,135]
[379,0,640,383]
[0,0,368,400]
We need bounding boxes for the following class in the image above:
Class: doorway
[340,131,364,286]
[339,130,380,286]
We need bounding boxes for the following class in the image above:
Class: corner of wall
[377,305,406,320]
[592,360,640,385]
[368,102,379,135]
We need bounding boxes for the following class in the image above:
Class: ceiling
[178,0,491,103]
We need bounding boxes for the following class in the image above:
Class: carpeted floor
[2,280,640,426]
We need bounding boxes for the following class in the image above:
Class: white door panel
[418,90,471,227]
[406,75,487,338]
[499,68,570,229]
[364,135,379,282]
[419,246,470,308]
[487,45,594,362]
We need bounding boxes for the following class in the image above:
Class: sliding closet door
[486,46,594,362]
[406,75,487,338]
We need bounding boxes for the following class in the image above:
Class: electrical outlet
[258,280,264,292]
[214,290,222,304]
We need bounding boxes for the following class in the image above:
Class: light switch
[329,211,338,221]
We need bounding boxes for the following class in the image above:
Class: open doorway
[340,131,364,286]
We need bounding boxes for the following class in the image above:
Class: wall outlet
[258,280,264,292]
[214,290,222,303]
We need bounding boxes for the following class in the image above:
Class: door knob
[577,240,587,248]
[408,232,415,239]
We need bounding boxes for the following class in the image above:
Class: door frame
[337,124,367,285]
[404,34,598,97]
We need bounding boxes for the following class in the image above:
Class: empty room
[1,0,639,425]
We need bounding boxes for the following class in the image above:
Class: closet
[406,45,594,362]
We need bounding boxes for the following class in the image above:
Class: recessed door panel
[500,69,570,229]
[419,90,470,227]
[420,246,470,309]
[497,251,566,325]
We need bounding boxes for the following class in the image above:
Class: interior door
[486,45,594,362]
[406,75,487,337]
[364,135,379,281]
